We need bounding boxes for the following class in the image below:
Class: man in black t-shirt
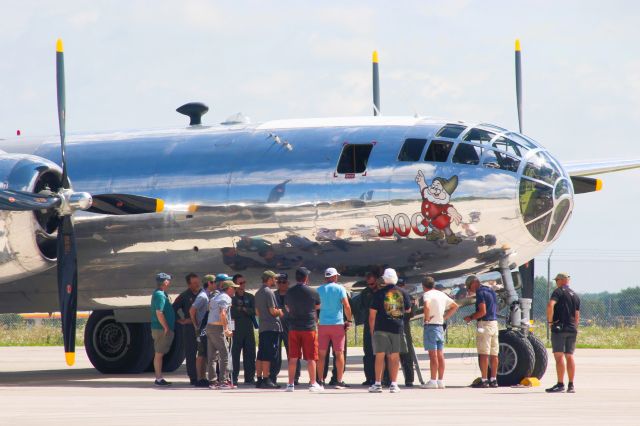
[368,268,411,393]
[546,272,581,394]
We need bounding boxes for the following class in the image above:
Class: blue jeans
[423,324,444,351]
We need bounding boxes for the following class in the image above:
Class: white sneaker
[389,383,401,393]
[421,380,438,389]
[368,384,383,393]
[285,384,294,392]
[437,380,445,389]
[309,383,323,392]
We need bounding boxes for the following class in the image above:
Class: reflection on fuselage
[0,117,573,312]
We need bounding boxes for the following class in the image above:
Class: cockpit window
[508,132,538,149]
[519,179,554,223]
[492,136,528,158]
[435,124,466,139]
[483,149,521,173]
[526,213,552,242]
[337,143,374,174]
[397,138,427,162]
[424,140,453,162]
[523,152,561,185]
[463,128,496,144]
[452,143,482,165]
[547,198,571,241]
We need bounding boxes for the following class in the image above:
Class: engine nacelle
[0,153,62,283]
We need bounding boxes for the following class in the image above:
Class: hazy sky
[1,1,639,293]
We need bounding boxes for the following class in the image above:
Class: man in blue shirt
[150,272,175,387]
[464,275,499,388]
[316,267,352,389]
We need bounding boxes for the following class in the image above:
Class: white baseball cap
[324,267,340,278]
[382,268,398,285]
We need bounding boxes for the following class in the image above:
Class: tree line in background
[531,276,640,326]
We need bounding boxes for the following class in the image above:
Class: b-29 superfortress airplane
[0,40,638,385]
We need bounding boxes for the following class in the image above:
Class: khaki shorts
[476,320,499,356]
[373,331,407,355]
[152,329,175,354]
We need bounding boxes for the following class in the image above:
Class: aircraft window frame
[452,142,482,165]
[435,124,467,139]
[397,138,428,162]
[546,198,572,241]
[523,151,562,186]
[519,178,554,223]
[507,132,538,149]
[492,136,528,158]
[526,211,552,242]
[336,143,374,176]
[424,140,454,163]
[482,148,521,173]
[463,128,496,144]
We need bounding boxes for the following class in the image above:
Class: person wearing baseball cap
[464,275,499,388]
[317,266,352,389]
[206,279,240,389]
[254,270,284,388]
[546,272,580,394]
[150,272,175,386]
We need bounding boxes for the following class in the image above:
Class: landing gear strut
[492,251,547,386]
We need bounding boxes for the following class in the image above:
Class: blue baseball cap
[277,272,288,281]
[215,273,232,282]
[156,272,172,283]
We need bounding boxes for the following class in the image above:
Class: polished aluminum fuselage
[0,116,571,312]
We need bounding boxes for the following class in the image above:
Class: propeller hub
[59,189,92,215]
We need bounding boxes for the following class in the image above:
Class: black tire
[527,333,548,379]
[84,310,154,374]
[488,329,535,386]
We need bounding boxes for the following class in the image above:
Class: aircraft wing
[563,159,640,177]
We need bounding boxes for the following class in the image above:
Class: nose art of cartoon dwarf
[415,170,463,244]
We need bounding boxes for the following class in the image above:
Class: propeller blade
[88,194,165,215]
[0,189,61,211]
[56,39,70,189]
[372,50,380,116]
[571,176,603,194]
[515,39,523,133]
[57,215,78,366]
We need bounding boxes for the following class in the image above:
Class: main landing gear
[490,250,547,386]
[84,310,185,374]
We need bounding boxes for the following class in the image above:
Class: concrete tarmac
[1,346,639,425]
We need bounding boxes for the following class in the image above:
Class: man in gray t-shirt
[189,284,211,386]
[254,270,284,389]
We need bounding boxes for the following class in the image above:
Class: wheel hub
[92,316,130,361]
[498,342,518,376]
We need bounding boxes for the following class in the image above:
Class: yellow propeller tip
[515,39,521,51]
[155,199,165,213]
[56,39,64,53]
[65,352,75,366]
[372,50,379,63]
[595,179,603,191]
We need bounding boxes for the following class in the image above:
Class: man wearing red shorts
[284,267,323,392]
[316,267,353,389]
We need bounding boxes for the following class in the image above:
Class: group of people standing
[149,267,581,394]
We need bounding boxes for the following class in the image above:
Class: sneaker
[217,380,233,390]
[368,384,383,393]
[294,380,300,386]
[362,380,374,386]
[154,379,171,387]
[421,380,438,389]
[489,380,499,388]
[567,383,575,393]
[389,383,401,393]
[285,384,295,392]
[244,378,256,385]
[405,382,414,388]
[261,378,281,389]
[317,380,325,389]
[471,380,490,388]
[309,382,324,392]
[255,378,263,388]
[334,381,349,389]
[195,379,210,388]
[437,380,446,389]
[545,383,565,393]
[328,377,338,386]
[190,378,197,386]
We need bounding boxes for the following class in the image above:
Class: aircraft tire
[489,329,535,386]
[84,310,154,374]
[527,333,548,379]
